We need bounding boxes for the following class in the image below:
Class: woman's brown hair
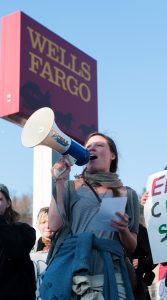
[0,187,20,224]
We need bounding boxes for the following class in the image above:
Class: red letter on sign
[152,175,165,196]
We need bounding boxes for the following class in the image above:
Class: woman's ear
[110,152,116,160]
[6,200,11,208]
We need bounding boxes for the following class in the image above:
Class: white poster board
[144,170,167,264]
[157,277,167,300]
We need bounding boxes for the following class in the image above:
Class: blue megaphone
[21,107,90,166]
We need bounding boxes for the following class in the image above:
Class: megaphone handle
[53,154,76,179]
[53,167,67,179]
[64,154,77,166]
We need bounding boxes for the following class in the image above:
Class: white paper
[88,197,127,231]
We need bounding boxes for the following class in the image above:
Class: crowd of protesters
[1,132,167,300]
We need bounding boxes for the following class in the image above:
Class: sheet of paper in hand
[88,197,127,231]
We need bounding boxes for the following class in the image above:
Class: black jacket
[132,223,156,284]
[0,216,36,300]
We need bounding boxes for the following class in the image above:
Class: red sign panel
[0,11,98,144]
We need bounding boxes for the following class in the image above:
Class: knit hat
[0,184,11,201]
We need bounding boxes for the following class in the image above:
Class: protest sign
[144,170,167,264]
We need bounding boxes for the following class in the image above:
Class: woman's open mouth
[89,154,97,160]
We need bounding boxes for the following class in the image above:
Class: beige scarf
[76,171,123,188]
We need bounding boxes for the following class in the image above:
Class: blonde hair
[37,207,49,227]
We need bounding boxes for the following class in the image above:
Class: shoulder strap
[83,179,101,203]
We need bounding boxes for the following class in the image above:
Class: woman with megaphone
[40,132,139,300]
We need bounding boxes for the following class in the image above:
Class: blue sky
[0,1,167,197]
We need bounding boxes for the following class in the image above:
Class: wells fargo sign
[0,11,98,143]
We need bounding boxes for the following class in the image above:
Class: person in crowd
[131,220,156,299]
[0,183,36,300]
[140,191,149,206]
[40,132,140,300]
[31,207,55,300]
[140,167,167,292]
[35,206,54,252]
[141,166,167,206]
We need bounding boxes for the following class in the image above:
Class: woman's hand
[111,212,129,232]
[140,191,149,206]
[111,212,137,254]
[51,156,71,182]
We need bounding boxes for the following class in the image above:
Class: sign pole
[33,146,52,230]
